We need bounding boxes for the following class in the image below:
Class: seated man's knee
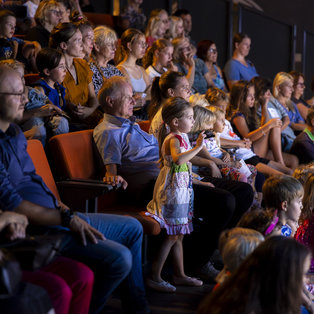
[111,246,133,278]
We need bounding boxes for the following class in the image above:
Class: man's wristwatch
[60,209,74,227]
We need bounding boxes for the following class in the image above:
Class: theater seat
[48,130,160,236]
[137,120,151,133]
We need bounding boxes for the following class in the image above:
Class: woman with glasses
[116,28,151,118]
[290,71,312,121]
[197,40,227,92]
[89,25,123,96]
[49,22,101,130]
[26,0,62,48]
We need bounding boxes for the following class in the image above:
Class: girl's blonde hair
[189,93,209,108]
[300,174,314,223]
[207,105,225,120]
[217,227,264,283]
[142,38,172,69]
[167,16,183,39]
[273,72,295,112]
[172,37,189,63]
[191,105,215,133]
[145,15,165,38]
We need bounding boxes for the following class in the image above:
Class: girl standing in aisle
[146,97,209,292]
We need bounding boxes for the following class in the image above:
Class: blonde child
[216,227,264,285]
[146,97,211,292]
[166,16,185,40]
[191,105,257,185]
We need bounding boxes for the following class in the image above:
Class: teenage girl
[146,97,209,292]
[143,38,177,80]
[115,28,151,112]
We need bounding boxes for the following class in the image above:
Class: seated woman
[290,71,311,121]
[227,79,298,170]
[26,0,62,48]
[120,0,147,32]
[145,9,169,46]
[0,210,94,314]
[271,72,306,151]
[198,236,311,314]
[49,22,101,130]
[143,38,176,80]
[224,33,258,90]
[290,108,314,164]
[116,28,151,119]
[89,25,123,96]
[173,37,211,94]
[197,40,227,92]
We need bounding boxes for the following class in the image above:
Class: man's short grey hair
[98,76,128,110]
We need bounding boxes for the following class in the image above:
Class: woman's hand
[72,104,95,119]
[222,152,231,163]
[183,51,195,69]
[267,118,282,129]
[35,104,63,117]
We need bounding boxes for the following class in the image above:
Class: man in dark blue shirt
[0,65,149,314]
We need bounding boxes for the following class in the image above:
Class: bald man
[0,65,149,314]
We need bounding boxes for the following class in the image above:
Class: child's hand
[222,152,230,163]
[195,131,205,148]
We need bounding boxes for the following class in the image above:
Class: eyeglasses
[0,88,25,98]
[297,82,305,87]
[208,48,217,54]
[179,85,191,92]
[135,41,148,49]
[50,9,62,16]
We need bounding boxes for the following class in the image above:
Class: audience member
[49,22,101,130]
[173,9,194,45]
[293,163,314,185]
[120,0,146,32]
[26,0,62,48]
[72,15,93,62]
[215,227,264,285]
[224,33,258,90]
[0,64,149,314]
[206,87,292,177]
[295,174,314,272]
[0,9,40,72]
[290,108,314,164]
[228,79,298,170]
[198,236,310,314]
[143,38,176,80]
[116,28,151,117]
[146,97,204,292]
[166,16,184,40]
[145,9,169,46]
[290,71,311,121]
[197,40,227,91]
[173,37,211,94]
[89,25,123,96]
[272,72,306,143]
[263,175,304,237]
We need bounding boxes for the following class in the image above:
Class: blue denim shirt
[0,124,58,211]
[93,114,160,182]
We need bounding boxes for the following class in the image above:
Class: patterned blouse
[89,61,123,96]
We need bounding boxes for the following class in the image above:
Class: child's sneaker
[146,278,176,292]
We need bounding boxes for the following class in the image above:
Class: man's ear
[281,200,288,212]
[106,95,114,108]
[167,88,175,97]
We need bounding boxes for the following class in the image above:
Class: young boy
[262,175,304,237]
[0,9,40,71]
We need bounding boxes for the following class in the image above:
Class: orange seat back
[84,12,115,28]
[24,73,40,86]
[27,139,61,201]
[137,120,151,133]
[49,130,103,180]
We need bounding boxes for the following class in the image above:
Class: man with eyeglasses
[0,65,150,314]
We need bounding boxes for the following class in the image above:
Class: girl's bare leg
[256,161,292,176]
[268,127,286,165]
[282,152,299,170]
[171,235,185,278]
[151,235,178,282]
[252,131,270,158]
